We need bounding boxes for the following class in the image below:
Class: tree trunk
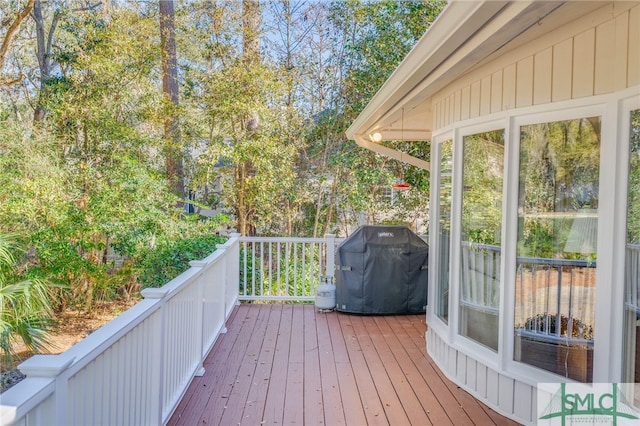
[233,0,261,235]
[32,0,59,122]
[242,0,260,66]
[160,0,185,200]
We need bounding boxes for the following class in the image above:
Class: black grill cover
[335,225,428,314]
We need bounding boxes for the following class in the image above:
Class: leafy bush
[0,233,56,362]
[136,234,228,289]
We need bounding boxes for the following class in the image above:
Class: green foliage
[137,234,227,289]
[518,118,600,259]
[628,109,640,243]
[333,0,445,118]
[0,233,55,362]
[239,243,322,298]
[298,0,444,235]
[0,0,446,319]
[462,130,505,245]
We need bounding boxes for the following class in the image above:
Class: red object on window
[392,183,410,190]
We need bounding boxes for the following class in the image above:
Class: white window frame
[428,131,455,339]
[452,119,507,369]
[428,86,640,386]
[612,94,640,382]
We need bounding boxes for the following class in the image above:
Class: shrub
[0,233,55,362]
[136,234,228,288]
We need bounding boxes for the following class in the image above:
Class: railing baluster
[276,242,281,297]
[242,241,247,297]
[567,268,574,335]
[268,242,273,296]
[555,267,562,338]
[301,243,306,298]
[286,242,291,296]
[259,241,264,296]
[294,242,298,297]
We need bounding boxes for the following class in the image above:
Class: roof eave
[345,0,509,143]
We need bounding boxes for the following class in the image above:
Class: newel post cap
[141,287,170,299]
[18,355,74,378]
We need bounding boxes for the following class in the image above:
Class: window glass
[459,130,504,351]
[624,109,640,382]
[514,117,600,382]
[436,140,453,323]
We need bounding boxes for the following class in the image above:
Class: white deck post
[141,286,170,426]
[18,355,74,426]
[189,260,207,376]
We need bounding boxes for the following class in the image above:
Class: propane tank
[315,275,336,311]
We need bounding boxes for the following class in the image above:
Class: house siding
[432,3,640,131]
[427,329,537,424]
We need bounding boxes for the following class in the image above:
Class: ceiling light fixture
[369,132,382,142]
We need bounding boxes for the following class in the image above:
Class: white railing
[239,234,339,301]
[1,234,242,426]
[0,233,338,426]
[460,241,501,313]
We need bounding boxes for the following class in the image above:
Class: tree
[307,0,443,235]
[32,0,62,122]
[160,0,185,199]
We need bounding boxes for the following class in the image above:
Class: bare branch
[0,0,36,73]
[0,71,25,86]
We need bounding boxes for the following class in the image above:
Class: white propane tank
[315,275,336,311]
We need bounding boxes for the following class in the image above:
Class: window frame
[427,87,640,386]
[428,131,455,336]
[616,96,640,383]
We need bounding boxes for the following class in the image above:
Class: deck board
[169,304,519,426]
[283,305,305,425]
[315,309,346,426]
[261,304,291,425]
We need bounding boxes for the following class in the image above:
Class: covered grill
[335,225,428,314]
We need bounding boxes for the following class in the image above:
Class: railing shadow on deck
[0,234,340,426]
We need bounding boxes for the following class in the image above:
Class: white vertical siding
[465,356,477,389]
[513,380,533,422]
[431,3,640,130]
[502,64,517,110]
[475,362,488,399]
[490,70,503,113]
[629,6,640,87]
[427,328,536,425]
[594,20,616,94]
[516,56,534,108]
[480,76,492,116]
[572,28,596,99]
[552,38,573,102]
[613,10,630,91]
[533,47,552,105]
[461,85,471,120]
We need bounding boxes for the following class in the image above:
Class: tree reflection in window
[623,109,640,383]
[436,140,452,323]
[514,117,600,383]
[459,129,504,351]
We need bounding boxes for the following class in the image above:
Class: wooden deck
[169,304,520,426]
